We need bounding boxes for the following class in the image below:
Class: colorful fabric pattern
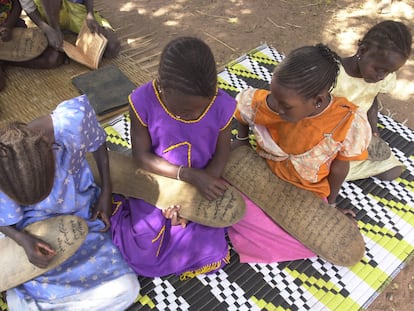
[103,44,414,311]
[0,0,11,25]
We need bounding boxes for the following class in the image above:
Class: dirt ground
[97,0,414,310]
[95,0,414,309]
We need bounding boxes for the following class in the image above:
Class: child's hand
[185,168,228,201]
[20,233,56,268]
[91,188,113,232]
[163,205,188,228]
[334,205,358,228]
[0,27,12,42]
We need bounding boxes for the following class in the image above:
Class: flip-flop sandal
[0,215,88,292]
[87,151,246,228]
[367,135,392,161]
[0,28,48,62]
[223,145,365,267]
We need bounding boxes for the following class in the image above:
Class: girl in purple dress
[110,36,237,279]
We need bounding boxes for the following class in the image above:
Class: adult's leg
[39,0,62,31]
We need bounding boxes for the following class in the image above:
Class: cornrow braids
[158,36,217,97]
[273,44,340,99]
[0,122,55,205]
[361,20,412,59]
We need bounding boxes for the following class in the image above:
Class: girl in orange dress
[228,44,371,263]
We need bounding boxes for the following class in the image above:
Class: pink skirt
[228,194,315,263]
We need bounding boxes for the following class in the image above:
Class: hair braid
[274,44,340,99]
[361,20,412,58]
[0,122,55,205]
[158,36,217,97]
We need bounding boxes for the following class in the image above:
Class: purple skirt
[111,195,229,278]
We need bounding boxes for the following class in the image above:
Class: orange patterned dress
[228,87,370,263]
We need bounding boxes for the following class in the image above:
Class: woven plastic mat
[103,44,414,311]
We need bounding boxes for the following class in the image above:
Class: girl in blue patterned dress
[0,95,139,310]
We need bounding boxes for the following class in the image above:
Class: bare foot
[374,165,404,181]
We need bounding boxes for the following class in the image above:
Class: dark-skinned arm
[83,0,100,33]
[91,142,113,232]
[130,105,179,178]
[204,125,232,177]
[0,225,56,268]
[25,0,63,49]
[367,96,379,136]
[326,158,349,205]
[130,105,227,200]
[231,119,250,150]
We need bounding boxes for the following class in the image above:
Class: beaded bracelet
[235,134,249,141]
[176,165,184,180]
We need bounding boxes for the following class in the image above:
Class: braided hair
[273,44,340,99]
[0,122,55,205]
[360,20,412,59]
[157,36,217,98]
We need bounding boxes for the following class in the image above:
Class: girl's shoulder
[129,80,156,101]
[215,88,237,110]
[51,95,105,149]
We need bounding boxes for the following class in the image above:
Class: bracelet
[235,134,249,141]
[176,165,184,180]
[328,203,336,208]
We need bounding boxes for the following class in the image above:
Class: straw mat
[0,49,153,127]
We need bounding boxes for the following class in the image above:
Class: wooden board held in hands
[88,151,246,228]
[0,215,88,292]
[0,28,48,62]
[223,146,365,267]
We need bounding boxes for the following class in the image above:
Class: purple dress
[111,81,236,278]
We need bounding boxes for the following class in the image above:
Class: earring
[315,102,321,109]
[356,54,361,61]
[156,79,162,94]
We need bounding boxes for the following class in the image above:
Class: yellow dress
[332,64,404,180]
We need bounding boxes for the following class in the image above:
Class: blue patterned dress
[0,95,135,303]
